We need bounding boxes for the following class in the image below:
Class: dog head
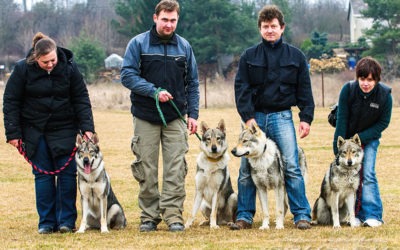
[336,134,364,168]
[199,119,228,160]
[231,121,267,158]
[75,133,103,174]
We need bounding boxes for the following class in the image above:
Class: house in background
[347,0,373,43]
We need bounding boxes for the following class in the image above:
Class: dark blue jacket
[235,38,314,124]
[333,81,392,154]
[121,26,199,124]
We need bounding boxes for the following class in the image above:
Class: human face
[36,50,58,73]
[153,10,178,37]
[358,73,377,93]
[259,18,285,43]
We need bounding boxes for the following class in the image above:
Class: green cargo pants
[131,117,188,226]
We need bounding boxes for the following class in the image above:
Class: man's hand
[298,121,311,139]
[187,117,198,135]
[158,90,173,103]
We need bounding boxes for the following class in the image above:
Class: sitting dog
[185,119,237,229]
[312,134,363,228]
[75,133,127,233]
[231,122,307,230]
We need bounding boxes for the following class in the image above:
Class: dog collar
[206,155,224,162]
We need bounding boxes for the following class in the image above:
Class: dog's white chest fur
[196,152,229,199]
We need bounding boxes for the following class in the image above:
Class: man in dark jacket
[230,5,315,230]
[3,32,94,234]
[121,0,199,232]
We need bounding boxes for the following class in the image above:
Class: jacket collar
[262,37,283,49]
[150,25,178,45]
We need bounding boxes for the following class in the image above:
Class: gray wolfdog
[75,133,127,233]
[312,134,363,228]
[185,119,237,229]
[231,122,307,230]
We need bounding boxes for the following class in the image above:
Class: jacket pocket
[130,136,145,183]
[247,61,266,85]
[279,62,299,95]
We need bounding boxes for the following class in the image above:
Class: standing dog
[185,119,237,229]
[312,134,363,228]
[75,133,127,233]
[231,122,307,230]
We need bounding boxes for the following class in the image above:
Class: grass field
[1,105,400,249]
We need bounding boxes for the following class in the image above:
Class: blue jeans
[236,110,311,224]
[356,139,383,222]
[31,136,77,231]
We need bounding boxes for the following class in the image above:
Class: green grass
[1,107,400,249]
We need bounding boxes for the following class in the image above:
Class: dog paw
[275,225,284,230]
[101,229,110,233]
[259,225,270,230]
[75,230,85,234]
[210,224,220,229]
[184,223,191,229]
[332,224,341,229]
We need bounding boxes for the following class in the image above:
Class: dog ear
[337,136,345,148]
[217,119,225,133]
[201,121,209,134]
[76,134,83,146]
[249,121,260,135]
[351,134,361,146]
[92,133,99,145]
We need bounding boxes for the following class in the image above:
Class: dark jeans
[31,136,77,230]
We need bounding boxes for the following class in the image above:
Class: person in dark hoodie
[333,56,392,228]
[231,5,315,230]
[121,0,199,232]
[3,32,94,234]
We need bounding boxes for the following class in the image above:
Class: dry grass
[1,75,400,249]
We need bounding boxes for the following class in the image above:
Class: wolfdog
[312,134,363,228]
[185,119,237,229]
[231,122,307,230]
[75,133,127,233]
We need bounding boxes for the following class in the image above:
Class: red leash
[17,139,77,175]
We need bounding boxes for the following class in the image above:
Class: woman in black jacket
[3,32,95,234]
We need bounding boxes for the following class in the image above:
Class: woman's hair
[258,5,285,29]
[356,56,382,82]
[27,32,57,64]
[155,0,180,16]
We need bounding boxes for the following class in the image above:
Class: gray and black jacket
[121,25,199,124]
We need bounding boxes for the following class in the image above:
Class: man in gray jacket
[121,0,199,232]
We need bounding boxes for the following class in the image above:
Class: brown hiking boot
[230,220,252,230]
[296,220,311,230]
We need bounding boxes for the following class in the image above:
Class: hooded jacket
[3,47,94,158]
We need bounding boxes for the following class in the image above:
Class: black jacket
[235,38,314,124]
[3,47,94,158]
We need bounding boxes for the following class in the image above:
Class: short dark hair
[356,56,382,82]
[155,0,180,16]
[258,5,285,29]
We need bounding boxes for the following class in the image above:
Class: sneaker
[363,219,383,227]
[295,220,311,230]
[169,222,184,232]
[230,220,252,230]
[139,221,157,232]
[38,227,53,234]
[59,226,73,233]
